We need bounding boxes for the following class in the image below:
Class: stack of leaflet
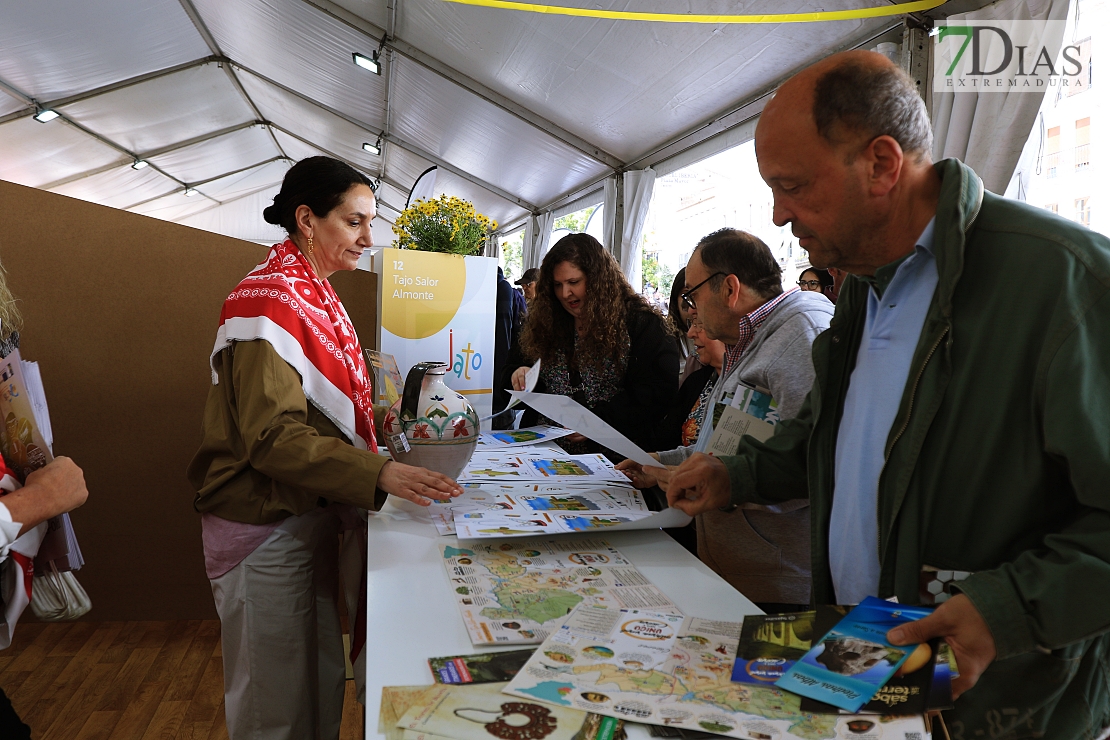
[429,482,652,537]
[439,450,665,539]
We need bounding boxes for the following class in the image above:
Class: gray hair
[812,60,932,160]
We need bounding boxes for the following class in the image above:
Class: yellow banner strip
[441,0,947,23]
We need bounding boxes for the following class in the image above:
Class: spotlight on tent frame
[352,52,381,75]
[184,187,199,197]
[363,138,382,156]
[33,108,59,123]
[131,159,149,170]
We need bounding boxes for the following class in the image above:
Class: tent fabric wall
[0,179,378,621]
[932,0,1073,194]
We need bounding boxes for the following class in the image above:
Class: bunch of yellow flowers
[392,195,498,256]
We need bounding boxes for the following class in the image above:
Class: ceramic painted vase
[382,361,480,479]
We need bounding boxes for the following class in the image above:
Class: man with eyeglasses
[667,50,1110,737]
[619,228,832,611]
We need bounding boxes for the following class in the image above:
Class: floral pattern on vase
[382,361,480,479]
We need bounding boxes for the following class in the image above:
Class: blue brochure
[774,597,933,712]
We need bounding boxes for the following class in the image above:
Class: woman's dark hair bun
[265,156,373,235]
[262,198,283,225]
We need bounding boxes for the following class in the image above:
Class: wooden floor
[0,620,364,740]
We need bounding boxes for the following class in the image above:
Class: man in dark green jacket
[669,51,1110,737]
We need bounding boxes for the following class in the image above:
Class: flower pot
[382,361,480,479]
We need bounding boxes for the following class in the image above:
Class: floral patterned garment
[680,373,718,447]
[541,332,629,454]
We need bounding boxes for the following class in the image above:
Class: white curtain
[486,232,500,260]
[931,0,1072,194]
[523,211,555,269]
[621,168,656,290]
[600,169,656,287]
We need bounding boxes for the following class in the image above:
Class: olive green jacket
[721,159,1110,737]
[188,339,388,524]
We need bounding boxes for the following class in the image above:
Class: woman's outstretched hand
[378,461,463,506]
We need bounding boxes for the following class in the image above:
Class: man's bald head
[765,50,933,162]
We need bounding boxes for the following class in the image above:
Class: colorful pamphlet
[478,425,576,448]
[774,597,932,712]
[730,609,819,686]
[396,681,588,740]
[798,606,941,714]
[428,649,535,684]
[428,483,650,536]
[441,539,679,646]
[503,603,929,739]
[459,451,627,484]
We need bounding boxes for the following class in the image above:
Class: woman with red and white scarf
[188,157,461,740]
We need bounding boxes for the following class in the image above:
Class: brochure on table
[429,483,651,536]
[441,539,680,646]
[459,450,627,484]
[503,603,929,740]
[478,425,575,448]
[375,247,496,419]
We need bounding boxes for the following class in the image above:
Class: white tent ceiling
[0,0,983,246]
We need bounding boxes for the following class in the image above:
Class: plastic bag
[30,562,91,621]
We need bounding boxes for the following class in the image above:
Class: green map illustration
[441,540,676,646]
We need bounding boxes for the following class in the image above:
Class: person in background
[667,51,1110,734]
[0,262,89,739]
[797,266,834,300]
[514,268,538,303]
[668,268,702,380]
[505,233,678,456]
[188,157,461,740]
[619,228,832,611]
[658,320,725,452]
[491,266,524,430]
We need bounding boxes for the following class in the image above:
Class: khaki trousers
[211,507,346,740]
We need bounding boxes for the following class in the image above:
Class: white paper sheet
[508,391,659,468]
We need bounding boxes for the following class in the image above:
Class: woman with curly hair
[505,233,679,455]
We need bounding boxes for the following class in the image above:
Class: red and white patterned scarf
[210,239,377,451]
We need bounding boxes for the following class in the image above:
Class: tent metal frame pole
[301,0,624,171]
[234,63,538,212]
[34,120,268,192]
[176,0,292,163]
[188,156,290,188]
[0,57,223,126]
[0,73,211,202]
[266,121,410,211]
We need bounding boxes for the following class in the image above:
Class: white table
[364,497,763,738]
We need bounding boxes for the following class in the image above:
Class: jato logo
[933,20,1088,92]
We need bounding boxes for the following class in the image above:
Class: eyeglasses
[797,280,823,290]
[680,272,726,310]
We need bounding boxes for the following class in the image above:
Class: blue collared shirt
[829,218,938,605]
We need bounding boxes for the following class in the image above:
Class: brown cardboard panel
[0,180,378,621]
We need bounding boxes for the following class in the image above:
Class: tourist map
[504,605,929,740]
[441,539,679,646]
